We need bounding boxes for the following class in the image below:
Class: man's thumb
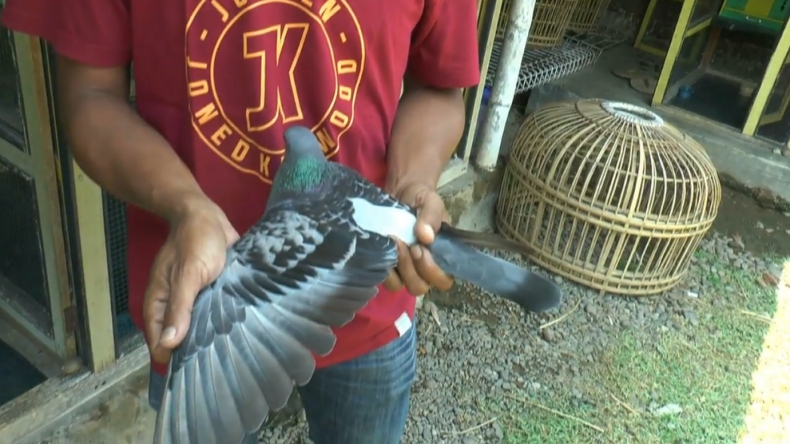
[159,277,201,349]
[415,193,444,244]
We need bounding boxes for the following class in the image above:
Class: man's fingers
[159,264,203,350]
[413,247,454,291]
[389,184,452,293]
[145,278,178,364]
[396,240,430,296]
[151,340,174,364]
[383,237,404,292]
[411,192,452,290]
[415,223,435,246]
[143,268,171,362]
[143,289,165,344]
[415,193,447,245]
[383,269,404,292]
[147,303,173,364]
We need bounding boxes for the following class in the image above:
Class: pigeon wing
[153,209,398,444]
[330,162,414,211]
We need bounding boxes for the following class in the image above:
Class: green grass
[485,250,781,444]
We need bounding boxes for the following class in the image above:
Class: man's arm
[386,0,479,192]
[385,76,466,195]
[2,0,212,220]
[58,55,239,362]
[3,0,238,362]
[57,55,213,222]
[379,0,480,295]
[381,78,468,296]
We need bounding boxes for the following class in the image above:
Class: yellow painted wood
[653,0,699,105]
[742,0,773,18]
[743,18,790,135]
[635,0,662,51]
[758,51,790,126]
[637,0,717,57]
[685,18,713,37]
[758,87,790,125]
[461,0,504,162]
[720,7,784,24]
[639,45,670,57]
[72,160,117,372]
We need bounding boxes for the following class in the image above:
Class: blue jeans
[148,321,417,444]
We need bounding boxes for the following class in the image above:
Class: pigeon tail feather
[428,232,562,313]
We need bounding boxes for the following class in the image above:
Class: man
[1,0,479,442]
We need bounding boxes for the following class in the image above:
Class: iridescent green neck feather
[273,158,329,193]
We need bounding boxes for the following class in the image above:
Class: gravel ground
[258,225,786,443]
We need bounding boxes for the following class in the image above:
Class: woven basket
[497,0,579,48]
[496,99,721,295]
[568,0,611,33]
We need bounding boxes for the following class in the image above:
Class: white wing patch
[347,197,417,245]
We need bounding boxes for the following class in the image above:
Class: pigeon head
[270,126,332,199]
[283,126,327,161]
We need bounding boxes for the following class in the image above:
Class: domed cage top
[496,99,722,295]
[568,0,612,33]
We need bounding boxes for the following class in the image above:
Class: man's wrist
[385,148,445,196]
[386,174,438,198]
[160,188,216,226]
[385,85,464,195]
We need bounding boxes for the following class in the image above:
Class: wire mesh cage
[104,193,136,353]
[0,158,53,332]
[496,99,722,295]
[485,35,604,93]
[497,0,579,48]
[568,0,611,33]
[105,72,139,356]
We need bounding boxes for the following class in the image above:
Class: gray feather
[428,231,561,313]
[153,210,398,444]
[153,124,562,444]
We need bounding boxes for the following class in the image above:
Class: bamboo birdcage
[497,0,579,48]
[496,99,721,295]
[568,0,611,33]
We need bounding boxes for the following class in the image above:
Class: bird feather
[153,125,562,444]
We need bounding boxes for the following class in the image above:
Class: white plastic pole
[475,0,535,171]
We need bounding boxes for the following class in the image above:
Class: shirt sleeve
[407,0,481,89]
[1,0,132,67]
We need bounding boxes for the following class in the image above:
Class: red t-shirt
[1,0,480,376]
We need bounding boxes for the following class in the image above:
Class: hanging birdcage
[497,0,579,48]
[568,0,611,33]
[496,99,721,295]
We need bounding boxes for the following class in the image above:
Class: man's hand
[143,198,240,364]
[383,181,454,295]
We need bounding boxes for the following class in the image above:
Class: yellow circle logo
[185,0,365,183]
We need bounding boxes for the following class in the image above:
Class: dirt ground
[713,186,790,258]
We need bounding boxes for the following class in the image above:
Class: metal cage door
[0,25,76,360]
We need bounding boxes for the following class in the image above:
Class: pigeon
[153,125,563,444]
